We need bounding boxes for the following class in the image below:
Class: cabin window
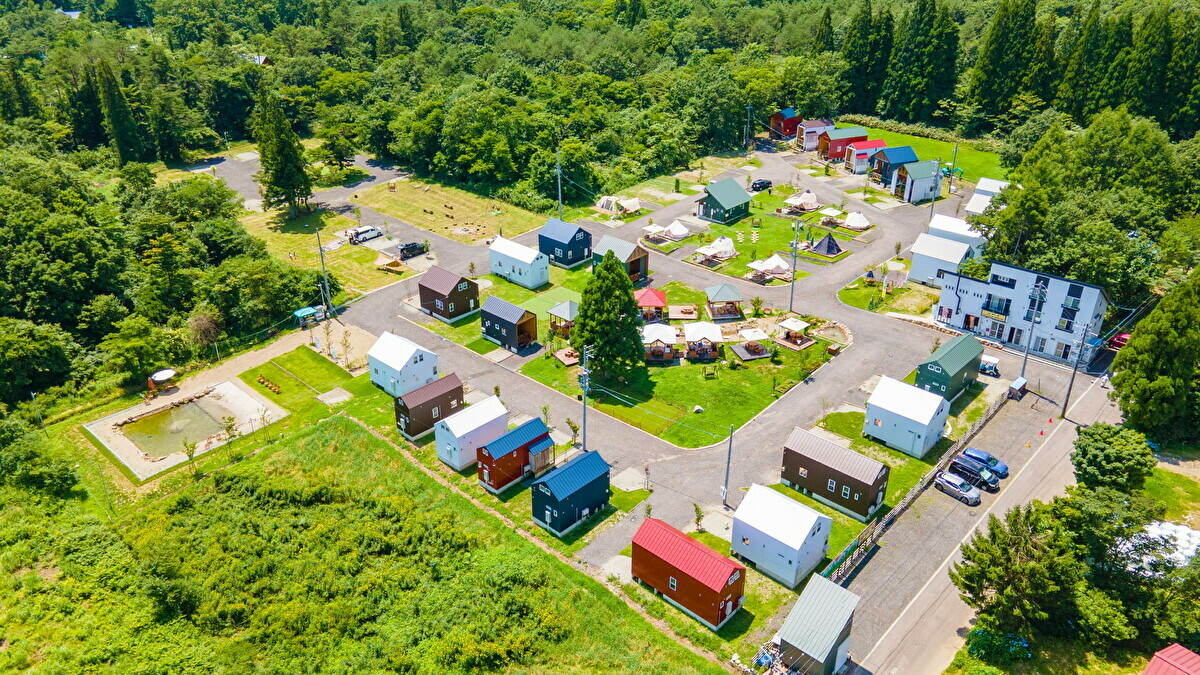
[432,407,439,418]
[449,303,454,313]
[373,368,378,374]
[435,299,444,310]
[450,400,458,408]
[742,536,750,545]
[827,479,836,492]
[555,248,563,257]
[502,328,508,335]
[458,281,469,291]
[797,467,808,478]
[540,485,551,495]
[576,232,585,240]
[669,577,677,591]
[842,486,851,499]
[417,353,423,362]
[854,493,861,501]
[941,385,946,391]
[727,571,740,584]
[928,365,942,374]
[873,418,882,427]
[481,448,489,457]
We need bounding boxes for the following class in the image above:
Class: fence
[821,394,1010,585]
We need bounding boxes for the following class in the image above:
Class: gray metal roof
[593,235,641,263]
[400,373,463,409]
[481,295,531,325]
[705,284,743,302]
[783,427,885,485]
[419,265,468,296]
[777,575,860,661]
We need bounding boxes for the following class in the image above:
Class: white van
[348,225,383,244]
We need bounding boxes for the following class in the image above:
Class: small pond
[121,397,236,459]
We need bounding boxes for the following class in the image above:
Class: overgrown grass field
[355,178,544,242]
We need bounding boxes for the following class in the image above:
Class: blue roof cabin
[538,219,592,268]
[531,451,611,537]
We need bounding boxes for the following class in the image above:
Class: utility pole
[721,425,734,507]
[788,220,800,313]
[579,345,591,452]
[1020,280,1047,378]
[745,105,753,149]
[928,157,941,222]
[1061,323,1092,419]
[311,225,333,318]
[949,140,960,193]
[555,146,564,221]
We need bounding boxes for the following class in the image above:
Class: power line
[586,382,725,439]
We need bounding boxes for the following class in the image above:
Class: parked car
[750,179,772,192]
[1108,333,1131,350]
[398,242,428,260]
[348,225,383,244]
[949,454,1001,492]
[962,447,1009,478]
[934,471,981,506]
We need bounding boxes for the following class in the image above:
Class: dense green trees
[1070,423,1156,492]
[570,253,644,379]
[0,319,78,405]
[877,0,959,124]
[252,92,312,215]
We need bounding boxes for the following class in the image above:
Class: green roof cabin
[696,178,751,224]
[915,335,984,401]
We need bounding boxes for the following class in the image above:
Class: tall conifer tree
[841,0,876,112]
[570,253,643,379]
[968,0,1037,120]
[252,92,312,216]
[95,60,147,165]
[1022,16,1060,107]
[1128,4,1174,125]
[1095,14,1135,115]
[878,0,958,123]
[1056,1,1104,122]
[813,8,836,53]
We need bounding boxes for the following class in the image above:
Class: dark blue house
[537,218,592,268]
[531,451,611,537]
[869,146,919,186]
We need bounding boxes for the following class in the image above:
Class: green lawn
[521,338,835,447]
[660,281,712,320]
[1142,468,1200,521]
[818,411,942,508]
[270,345,353,392]
[612,486,652,512]
[945,641,1148,675]
[838,124,1006,183]
[768,483,866,568]
[694,215,819,283]
[422,270,589,346]
[519,286,583,327]
[838,280,939,316]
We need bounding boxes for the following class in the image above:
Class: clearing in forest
[354,178,544,243]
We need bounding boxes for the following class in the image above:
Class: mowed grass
[240,208,402,297]
[270,345,353,392]
[611,486,651,511]
[1143,468,1200,521]
[838,124,1006,182]
[698,214,818,283]
[839,281,939,316]
[355,178,544,243]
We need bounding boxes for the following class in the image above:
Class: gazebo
[548,300,579,338]
[705,284,744,321]
[634,287,668,322]
[642,324,680,361]
[683,322,724,359]
[777,317,814,350]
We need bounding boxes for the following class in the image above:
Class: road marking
[861,375,1103,667]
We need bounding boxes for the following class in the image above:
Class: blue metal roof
[540,218,586,245]
[534,451,610,500]
[875,146,919,165]
[485,418,550,459]
[779,107,797,119]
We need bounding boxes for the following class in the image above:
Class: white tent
[664,220,691,240]
[696,235,737,259]
[747,253,791,275]
[683,321,724,343]
[595,195,620,212]
[779,317,810,333]
[642,224,666,238]
[618,197,642,214]
[785,190,820,211]
[738,328,770,342]
[844,211,872,230]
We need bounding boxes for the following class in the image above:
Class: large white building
[731,484,832,588]
[367,332,438,398]
[935,261,1109,365]
[863,376,950,458]
[928,214,985,254]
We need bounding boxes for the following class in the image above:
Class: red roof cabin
[768,107,801,139]
[844,139,888,174]
[818,127,868,161]
[634,287,668,322]
[476,418,555,494]
[631,518,746,631]
[1144,644,1200,675]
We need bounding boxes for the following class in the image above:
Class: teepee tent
[844,211,871,231]
[810,233,842,257]
[696,235,738,260]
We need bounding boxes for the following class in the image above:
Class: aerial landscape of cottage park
[5,0,1200,673]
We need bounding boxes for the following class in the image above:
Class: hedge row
[836,114,1005,153]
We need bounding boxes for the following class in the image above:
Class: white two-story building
[934,262,1109,365]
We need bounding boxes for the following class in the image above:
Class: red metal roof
[634,288,668,308]
[848,139,887,151]
[632,518,744,592]
[1145,644,1200,675]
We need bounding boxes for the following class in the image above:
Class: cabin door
[544,507,553,523]
[482,469,490,484]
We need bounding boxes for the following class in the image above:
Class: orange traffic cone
[1039,430,1045,435]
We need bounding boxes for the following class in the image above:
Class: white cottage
[367,332,438,398]
[909,233,971,288]
[433,395,508,470]
[731,484,832,588]
[929,214,985,254]
[863,376,950,458]
[489,236,549,290]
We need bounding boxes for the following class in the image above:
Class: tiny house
[863,376,950,458]
[531,450,611,537]
[433,395,508,470]
[775,575,860,675]
[481,296,537,352]
[592,235,650,281]
[367,332,438,398]
[909,233,971,288]
[476,418,555,494]
[394,373,464,441]
[817,127,868,160]
[731,484,832,588]
[418,266,479,322]
[696,178,751,224]
[490,236,549,290]
[781,427,889,522]
[537,218,592,268]
[916,334,984,401]
[892,160,942,203]
[631,518,746,631]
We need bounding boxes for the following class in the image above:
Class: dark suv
[398,242,428,260]
[948,454,1001,492]
[750,179,772,192]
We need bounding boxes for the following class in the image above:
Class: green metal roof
[702,178,752,210]
[901,159,940,179]
[705,283,743,302]
[921,335,984,374]
[826,126,867,140]
[778,575,859,660]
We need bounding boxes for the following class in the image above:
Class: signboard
[981,309,1008,322]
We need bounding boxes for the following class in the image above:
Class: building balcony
[1062,297,1081,310]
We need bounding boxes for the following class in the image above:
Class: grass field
[839,280,939,316]
[355,178,544,242]
[612,486,651,511]
[945,640,1148,675]
[421,268,591,346]
[1143,467,1200,521]
[818,411,942,509]
[838,124,1006,183]
[240,208,402,298]
[519,286,583,326]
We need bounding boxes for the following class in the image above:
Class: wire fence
[821,394,1010,585]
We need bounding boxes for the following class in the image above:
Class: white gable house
[928,214,985,255]
[863,376,950,458]
[433,395,508,470]
[731,484,833,588]
[490,236,549,290]
[910,233,972,288]
[367,332,438,398]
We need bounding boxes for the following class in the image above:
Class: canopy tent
[785,190,820,211]
[778,317,810,334]
[642,224,666,238]
[810,233,842,257]
[818,207,842,217]
[747,254,791,275]
[695,235,738,260]
[844,212,871,230]
[641,323,679,345]
[150,369,177,383]
[595,195,621,212]
[663,220,691,240]
[738,328,770,342]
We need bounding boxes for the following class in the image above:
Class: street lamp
[788,219,800,313]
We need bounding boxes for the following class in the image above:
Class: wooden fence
[821,394,1010,585]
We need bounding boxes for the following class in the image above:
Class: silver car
[934,471,982,506]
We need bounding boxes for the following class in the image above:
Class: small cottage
[774,575,860,675]
[476,418,555,493]
[817,127,868,160]
[418,265,479,323]
[490,236,549,290]
[683,322,724,359]
[481,296,537,352]
[696,178,751,224]
[731,484,833,588]
[537,218,592,268]
[781,427,889,522]
[869,146,919,186]
[799,119,836,151]
[368,332,438,398]
[705,284,743,321]
[394,373,464,441]
[929,214,985,254]
[892,160,942,203]
[863,376,950,458]
[973,178,1011,198]
[843,139,888,174]
[642,324,681,361]
[531,450,611,537]
[909,233,971,288]
[916,335,984,401]
[631,518,746,631]
[769,107,801,139]
[634,287,668,322]
[1141,644,1200,675]
[433,395,508,470]
[547,300,578,338]
[592,235,650,281]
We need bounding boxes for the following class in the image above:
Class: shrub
[836,114,1004,153]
